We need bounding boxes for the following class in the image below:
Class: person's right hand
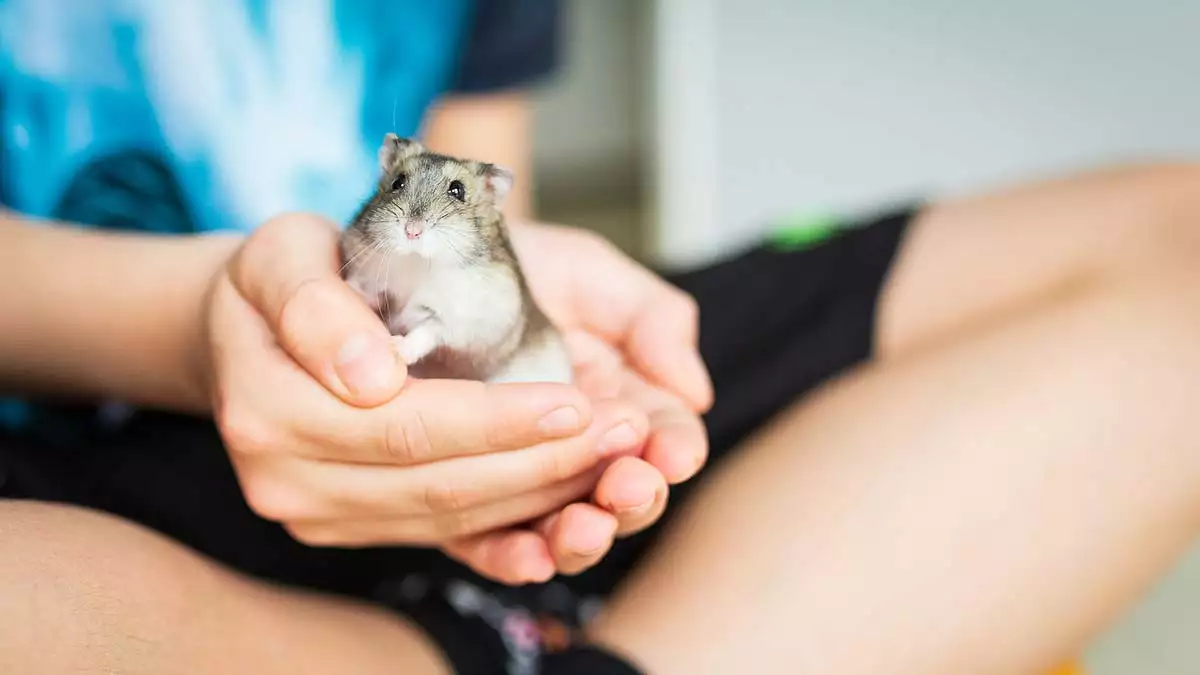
[202,213,650,584]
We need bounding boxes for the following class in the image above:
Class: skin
[0,217,237,413]
[591,230,1200,675]
[3,85,1198,671]
[0,96,705,586]
[420,96,709,577]
[4,161,1200,674]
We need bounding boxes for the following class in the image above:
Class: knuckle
[254,214,295,243]
[218,406,278,458]
[237,217,292,274]
[276,277,335,346]
[431,508,477,540]
[241,474,308,523]
[420,477,467,515]
[384,408,434,464]
[538,446,580,483]
[255,212,331,247]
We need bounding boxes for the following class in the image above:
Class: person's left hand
[441,222,712,581]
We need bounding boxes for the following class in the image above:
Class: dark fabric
[0,207,913,674]
[542,646,645,675]
[452,0,563,93]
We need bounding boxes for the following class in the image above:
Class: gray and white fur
[339,134,572,384]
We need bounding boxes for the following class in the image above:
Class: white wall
[650,0,1200,267]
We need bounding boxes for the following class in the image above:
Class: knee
[0,501,219,668]
[0,500,198,589]
[1105,162,1200,262]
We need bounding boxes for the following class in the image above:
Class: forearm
[0,213,241,413]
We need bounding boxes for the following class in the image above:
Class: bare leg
[590,164,1200,674]
[0,501,450,675]
[880,163,1200,357]
[592,257,1200,675]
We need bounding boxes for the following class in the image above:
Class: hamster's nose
[404,220,427,240]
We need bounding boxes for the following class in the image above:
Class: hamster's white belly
[399,264,524,355]
[346,252,571,384]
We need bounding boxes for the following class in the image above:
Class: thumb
[231,212,405,407]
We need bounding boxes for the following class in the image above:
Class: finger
[218,287,598,466]
[565,333,709,483]
[442,530,557,586]
[556,238,712,412]
[625,285,714,413]
[536,503,619,576]
[563,330,624,402]
[208,273,330,451]
[276,402,647,519]
[286,467,604,549]
[231,213,404,407]
[592,456,669,537]
[620,369,709,484]
[305,378,596,465]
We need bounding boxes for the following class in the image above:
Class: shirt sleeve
[449,0,564,94]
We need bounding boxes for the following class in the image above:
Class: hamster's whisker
[382,236,395,326]
[443,223,481,253]
[337,239,378,276]
[436,203,459,220]
[439,229,479,262]
[373,241,391,323]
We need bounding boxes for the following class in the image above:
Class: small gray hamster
[339,133,572,384]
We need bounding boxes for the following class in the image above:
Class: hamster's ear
[482,164,514,206]
[379,133,423,172]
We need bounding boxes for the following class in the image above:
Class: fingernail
[599,422,640,455]
[335,333,397,396]
[538,406,583,436]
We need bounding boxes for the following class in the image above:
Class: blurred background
[530,1,1200,672]
[531,0,1200,268]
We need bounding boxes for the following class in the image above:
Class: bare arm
[0,89,535,413]
[0,212,240,414]
[421,92,537,220]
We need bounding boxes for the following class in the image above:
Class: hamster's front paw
[392,324,439,365]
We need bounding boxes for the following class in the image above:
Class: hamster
[339,133,573,385]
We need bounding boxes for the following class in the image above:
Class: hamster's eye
[447,180,466,202]
[390,174,407,191]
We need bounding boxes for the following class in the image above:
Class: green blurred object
[768,212,842,251]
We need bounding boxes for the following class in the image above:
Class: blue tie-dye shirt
[0,0,560,439]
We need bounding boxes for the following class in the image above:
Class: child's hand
[432,223,712,578]
[443,330,707,577]
[201,213,649,584]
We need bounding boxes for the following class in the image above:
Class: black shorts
[0,207,913,675]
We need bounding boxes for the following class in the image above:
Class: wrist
[183,235,243,413]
